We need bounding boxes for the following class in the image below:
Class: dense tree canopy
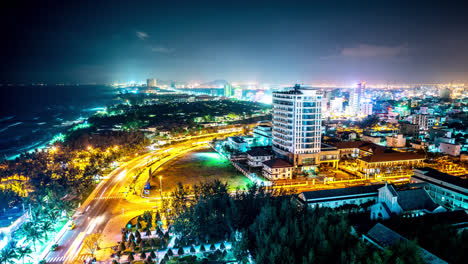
[169,181,423,263]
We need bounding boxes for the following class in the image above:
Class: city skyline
[1,1,468,263]
[2,0,468,84]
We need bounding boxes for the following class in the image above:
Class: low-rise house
[227,136,248,152]
[412,168,468,210]
[357,152,425,175]
[246,147,272,167]
[399,121,419,137]
[297,184,383,209]
[262,158,293,180]
[362,135,382,144]
[439,142,461,156]
[386,134,406,148]
[330,141,387,159]
[370,183,446,220]
[330,141,363,159]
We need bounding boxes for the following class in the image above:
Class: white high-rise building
[147,78,157,88]
[272,85,322,156]
[265,85,340,177]
[349,81,365,115]
[234,88,243,99]
[330,97,344,113]
[360,103,373,117]
[412,114,431,130]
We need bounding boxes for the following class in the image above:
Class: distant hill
[200,79,229,88]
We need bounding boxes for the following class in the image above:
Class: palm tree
[17,222,44,251]
[29,207,44,223]
[41,220,55,240]
[16,246,32,264]
[0,240,18,264]
[45,208,61,224]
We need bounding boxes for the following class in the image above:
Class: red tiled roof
[330,141,388,154]
[262,158,293,168]
[359,152,424,163]
[359,143,387,154]
[330,141,366,149]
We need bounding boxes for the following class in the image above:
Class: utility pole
[159,176,163,199]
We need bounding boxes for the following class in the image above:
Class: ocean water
[0,85,119,160]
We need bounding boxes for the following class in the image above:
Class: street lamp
[159,176,163,199]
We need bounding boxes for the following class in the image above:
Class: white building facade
[272,85,322,157]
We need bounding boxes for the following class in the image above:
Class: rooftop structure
[412,167,468,209]
[298,184,383,209]
[357,152,424,176]
[363,223,447,264]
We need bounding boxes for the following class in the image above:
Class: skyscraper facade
[272,85,323,164]
[147,78,157,88]
[224,83,232,97]
[360,103,373,117]
[349,81,365,115]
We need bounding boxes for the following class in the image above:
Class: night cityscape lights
[1,1,468,264]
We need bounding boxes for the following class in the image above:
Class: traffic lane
[45,153,157,262]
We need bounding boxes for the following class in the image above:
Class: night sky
[1,0,468,84]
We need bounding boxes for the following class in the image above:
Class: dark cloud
[1,0,468,83]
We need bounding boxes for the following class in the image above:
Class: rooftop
[262,158,293,168]
[246,147,272,157]
[359,152,424,163]
[365,223,447,264]
[330,140,367,149]
[273,85,321,96]
[255,124,271,129]
[301,184,384,201]
[414,167,468,189]
[330,141,389,154]
[320,143,338,151]
[397,188,439,211]
[228,136,245,144]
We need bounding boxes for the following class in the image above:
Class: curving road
[43,133,238,264]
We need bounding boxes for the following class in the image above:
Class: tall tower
[349,81,365,115]
[272,85,322,161]
[147,78,157,88]
[224,83,232,97]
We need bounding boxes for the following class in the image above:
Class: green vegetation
[88,100,269,131]
[165,180,424,263]
[384,213,468,264]
[0,192,69,264]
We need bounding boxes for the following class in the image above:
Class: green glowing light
[50,133,65,144]
[71,122,91,131]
